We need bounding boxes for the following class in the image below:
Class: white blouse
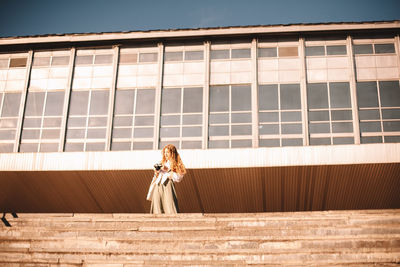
[154,161,184,185]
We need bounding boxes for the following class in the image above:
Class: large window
[307,82,354,145]
[0,53,28,152]
[160,87,203,149]
[209,84,252,148]
[20,51,70,152]
[258,83,303,147]
[357,80,400,143]
[111,88,156,150]
[65,49,113,151]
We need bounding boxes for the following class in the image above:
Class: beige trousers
[150,179,179,214]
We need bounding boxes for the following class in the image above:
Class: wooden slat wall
[1,163,399,213]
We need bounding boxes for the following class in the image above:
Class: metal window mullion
[154,42,164,150]
[327,82,333,144]
[346,35,361,145]
[15,50,33,153]
[131,89,138,150]
[180,87,184,149]
[251,38,259,148]
[60,47,76,152]
[106,45,120,151]
[229,85,232,148]
[299,37,309,146]
[203,41,210,149]
[38,89,49,152]
[278,84,282,147]
[376,81,385,142]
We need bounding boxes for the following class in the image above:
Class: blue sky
[0,0,399,37]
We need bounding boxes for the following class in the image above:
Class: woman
[147,144,186,214]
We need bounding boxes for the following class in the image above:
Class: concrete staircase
[0,210,399,266]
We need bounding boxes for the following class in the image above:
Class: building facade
[0,21,399,213]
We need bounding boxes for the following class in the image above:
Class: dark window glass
[382,109,400,119]
[9,58,27,68]
[208,140,229,148]
[232,113,251,123]
[160,127,180,137]
[135,116,154,126]
[41,129,60,139]
[281,111,301,122]
[259,84,278,110]
[86,143,105,151]
[231,49,251,59]
[161,88,181,114]
[310,138,331,145]
[326,45,347,55]
[182,114,202,124]
[19,143,38,152]
[258,48,277,57]
[33,57,50,67]
[379,81,400,107]
[353,44,373,54]
[384,136,400,143]
[305,46,325,56]
[185,51,203,61]
[309,123,330,133]
[183,87,203,113]
[88,117,107,127]
[332,122,353,133]
[43,118,62,127]
[330,82,351,108]
[259,124,279,134]
[94,54,113,64]
[374,43,395,54]
[259,139,280,147]
[209,125,229,136]
[134,128,153,138]
[307,83,328,109]
[21,129,40,139]
[259,112,279,122]
[182,126,202,137]
[89,91,109,115]
[67,117,86,127]
[0,130,16,140]
[111,142,131,151]
[360,122,381,132]
[164,52,183,62]
[181,141,202,149]
[161,115,180,126]
[114,90,135,115]
[210,50,229,60]
[113,116,132,126]
[231,139,252,148]
[356,82,379,108]
[333,137,354,145]
[308,111,329,121]
[112,128,132,138]
[52,56,70,66]
[358,109,380,120]
[281,123,302,134]
[44,91,64,116]
[64,143,84,151]
[39,143,59,152]
[2,93,21,117]
[383,121,400,132]
[25,92,45,116]
[209,113,229,123]
[75,55,93,65]
[331,110,352,121]
[136,89,155,114]
[232,85,251,111]
[139,53,158,62]
[69,91,89,115]
[119,53,138,64]
[361,136,382,144]
[210,86,229,112]
[280,84,301,110]
[282,138,302,146]
[231,125,251,135]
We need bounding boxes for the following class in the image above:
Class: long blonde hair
[161,144,186,175]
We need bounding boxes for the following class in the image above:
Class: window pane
[86,143,105,151]
[332,122,353,133]
[232,113,252,123]
[113,128,132,138]
[44,91,65,116]
[136,89,155,114]
[384,136,400,143]
[134,128,153,138]
[331,110,352,121]
[231,125,251,135]
[139,53,158,62]
[183,87,203,113]
[333,137,354,145]
[209,125,229,136]
[87,128,106,138]
[309,123,330,133]
[208,140,229,148]
[259,112,278,122]
[69,91,89,115]
[9,58,27,67]
[164,52,183,61]
[43,118,62,127]
[360,122,381,132]
[210,86,229,112]
[182,126,202,137]
[182,141,202,149]
[258,48,277,57]
[259,139,280,147]
[232,85,251,111]
[374,43,395,54]
[119,53,138,64]
[326,45,347,55]
[210,50,229,59]
[160,127,180,137]
[310,138,331,145]
[185,51,203,60]
[356,82,378,108]
[278,47,298,57]
[52,56,70,66]
[88,117,107,127]
[383,121,400,132]
[111,142,131,151]
[361,136,382,144]
[282,138,302,146]
[209,113,229,123]
[25,92,45,116]
[183,114,202,124]
[2,93,21,117]
[75,55,93,65]
[308,111,329,121]
[64,142,84,151]
[115,90,135,115]
[161,88,181,114]
[280,84,301,110]
[281,111,301,122]
[39,143,59,152]
[281,123,302,134]
[259,84,278,110]
[161,115,180,126]
[259,124,279,134]
[353,44,373,54]
[33,57,50,67]
[330,82,351,108]
[305,46,325,56]
[135,116,154,126]
[232,139,252,148]
[67,117,86,127]
[382,109,400,119]
[379,81,400,107]
[307,83,328,109]
[94,54,113,64]
[358,109,380,120]
[113,116,132,126]
[231,49,251,59]
[89,91,109,115]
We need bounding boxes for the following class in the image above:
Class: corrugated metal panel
[0,163,399,213]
